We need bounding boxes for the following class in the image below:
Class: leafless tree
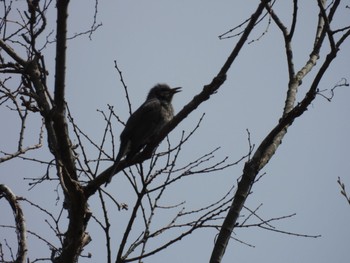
[0,0,349,263]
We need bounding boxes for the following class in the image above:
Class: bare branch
[210,1,350,262]
[317,78,349,101]
[218,0,275,40]
[337,177,350,205]
[264,2,296,80]
[241,206,321,238]
[0,39,27,66]
[0,118,44,163]
[50,1,91,262]
[114,60,132,116]
[84,0,269,197]
[0,185,27,263]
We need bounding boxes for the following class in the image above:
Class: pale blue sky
[1,1,350,263]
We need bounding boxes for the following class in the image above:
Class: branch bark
[50,1,90,262]
[0,184,27,263]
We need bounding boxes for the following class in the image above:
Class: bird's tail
[105,141,128,186]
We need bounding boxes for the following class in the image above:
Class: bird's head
[147,84,181,102]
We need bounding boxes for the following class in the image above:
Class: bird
[106,84,181,184]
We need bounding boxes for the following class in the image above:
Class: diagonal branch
[0,39,27,66]
[83,0,272,198]
[210,1,350,262]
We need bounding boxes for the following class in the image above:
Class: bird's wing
[120,98,163,155]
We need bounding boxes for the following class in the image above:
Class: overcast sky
[1,1,350,263]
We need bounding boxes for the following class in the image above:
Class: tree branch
[0,184,27,263]
[50,1,91,262]
[210,1,350,262]
[84,0,271,198]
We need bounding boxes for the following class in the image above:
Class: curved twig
[0,184,27,263]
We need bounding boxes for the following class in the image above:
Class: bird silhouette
[106,84,181,184]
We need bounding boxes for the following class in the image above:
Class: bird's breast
[160,103,174,123]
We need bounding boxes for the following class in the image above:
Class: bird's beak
[172,87,182,93]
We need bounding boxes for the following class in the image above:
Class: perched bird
[107,84,181,183]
